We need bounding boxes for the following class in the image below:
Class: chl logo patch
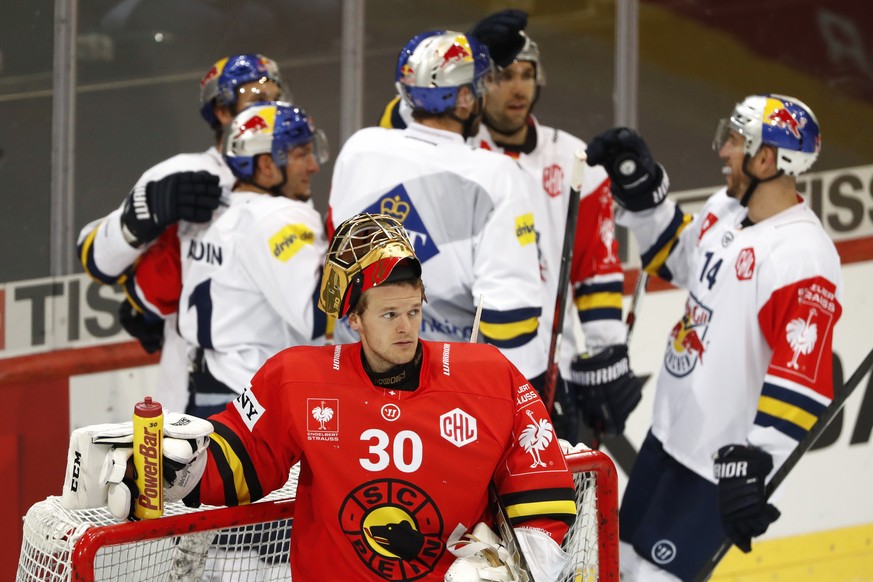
[439,408,477,448]
[542,164,564,198]
[234,388,266,432]
[269,224,315,262]
[339,479,444,581]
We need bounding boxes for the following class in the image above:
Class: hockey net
[17,450,618,581]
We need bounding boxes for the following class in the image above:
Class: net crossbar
[18,451,617,581]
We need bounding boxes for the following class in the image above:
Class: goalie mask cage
[17,450,618,582]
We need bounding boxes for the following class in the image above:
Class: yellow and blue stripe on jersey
[478,306,541,349]
[574,279,624,323]
[755,382,828,441]
[640,206,693,282]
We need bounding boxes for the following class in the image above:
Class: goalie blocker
[61,412,213,520]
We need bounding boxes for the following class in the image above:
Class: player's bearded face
[283,143,320,201]
[483,61,536,137]
[351,284,422,373]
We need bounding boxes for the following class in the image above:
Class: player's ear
[213,104,235,128]
[348,311,361,332]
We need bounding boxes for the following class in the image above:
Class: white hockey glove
[445,522,515,582]
[558,438,589,455]
[61,413,213,519]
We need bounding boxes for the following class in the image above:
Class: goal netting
[17,450,617,581]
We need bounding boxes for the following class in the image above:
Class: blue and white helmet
[395,31,493,115]
[199,54,288,128]
[714,94,821,176]
[222,102,328,181]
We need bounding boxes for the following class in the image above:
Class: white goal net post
[17,450,618,581]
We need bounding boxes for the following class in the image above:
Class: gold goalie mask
[319,213,423,319]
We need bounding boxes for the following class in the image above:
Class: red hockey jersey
[200,340,577,581]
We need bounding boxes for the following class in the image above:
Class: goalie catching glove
[569,344,642,435]
[585,127,669,212]
[61,412,213,519]
[121,170,222,246]
[714,444,781,553]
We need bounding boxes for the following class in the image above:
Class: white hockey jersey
[328,123,546,379]
[618,190,843,480]
[76,147,235,412]
[128,191,327,394]
[473,119,626,374]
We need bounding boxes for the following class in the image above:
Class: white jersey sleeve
[77,147,234,283]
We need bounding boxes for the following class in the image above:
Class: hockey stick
[625,270,649,344]
[692,345,873,582]
[543,149,588,413]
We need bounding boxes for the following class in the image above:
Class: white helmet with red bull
[199,54,288,128]
[395,31,493,115]
[714,94,821,177]
[222,102,328,182]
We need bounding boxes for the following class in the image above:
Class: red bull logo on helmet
[665,295,711,377]
[201,57,228,88]
[440,36,472,68]
[764,98,807,139]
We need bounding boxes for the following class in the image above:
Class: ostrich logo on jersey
[786,309,819,370]
[364,186,439,263]
[339,479,444,580]
[307,398,339,442]
[665,293,712,377]
[519,409,555,468]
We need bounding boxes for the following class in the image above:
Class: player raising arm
[76,54,287,412]
[63,213,577,581]
[586,94,842,580]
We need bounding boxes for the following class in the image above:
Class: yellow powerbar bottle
[132,396,163,519]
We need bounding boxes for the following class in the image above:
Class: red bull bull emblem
[441,40,471,68]
[767,106,806,139]
[235,114,269,139]
[665,296,711,377]
[201,65,220,88]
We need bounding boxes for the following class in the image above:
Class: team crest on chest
[364,186,439,263]
[665,293,712,377]
[307,398,339,441]
[735,247,755,280]
[339,479,444,580]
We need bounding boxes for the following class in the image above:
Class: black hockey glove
[714,444,781,553]
[121,171,222,246]
[585,127,669,212]
[467,9,528,69]
[527,372,580,442]
[569,344,642,435]
[118,299,164,354]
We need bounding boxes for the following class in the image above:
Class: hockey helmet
[200,54,288,128]
[468,9,544,85]
[713,94,821,177]
[319,213,422,319]
[222,102,328,182]
[395,31,493,115]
